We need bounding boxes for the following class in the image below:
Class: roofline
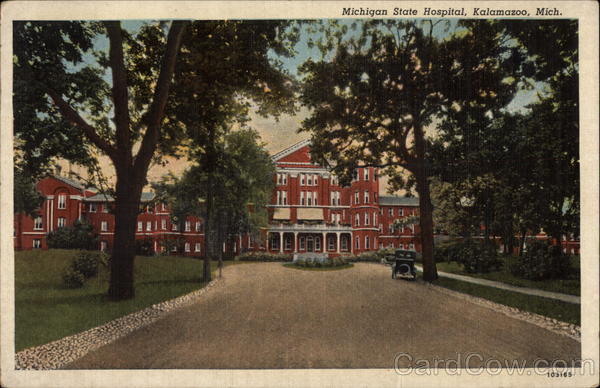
[271,138,311,162]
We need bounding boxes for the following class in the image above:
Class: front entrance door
[306,236,314,252]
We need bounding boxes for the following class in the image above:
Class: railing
[269,223,353,232]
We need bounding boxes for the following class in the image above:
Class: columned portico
[269,223,353,256]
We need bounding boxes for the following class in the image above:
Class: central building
[264,139,419,257]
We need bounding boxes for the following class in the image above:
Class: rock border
[424,280,581,342]
[15,278,222,370]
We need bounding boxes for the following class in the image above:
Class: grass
[15,249,231,352]
[432,277,580,325]
[432,255,580,296]
[282,263,354,271]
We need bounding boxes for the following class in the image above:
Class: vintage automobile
[388,249,417,280]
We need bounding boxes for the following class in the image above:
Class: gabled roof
[271,138,311,162]
[378,196,419,206]
[85,192,156,202]
[52,175,86,191]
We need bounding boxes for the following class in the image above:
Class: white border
[1,1,598,387]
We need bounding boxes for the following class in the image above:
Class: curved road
[66,263,580,369]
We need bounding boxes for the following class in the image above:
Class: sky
[63,19,542,193]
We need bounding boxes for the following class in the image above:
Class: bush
[434,239,502,273]
[62,267,85,288]
[236,252,293,262]
[61,250,108,288]
[509,240,572,280]
[72,251,107,278]
[47,220,98,250]
[293,255,348,268]
[346,249,393,263]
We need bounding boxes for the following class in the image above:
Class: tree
[161,20,297,280]
[429,20,578,252]
[299,20,513,281]
[155,128,275,277]
[14,20,296,299]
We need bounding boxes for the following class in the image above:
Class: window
[399,208,404,216]
[364,169,369,181]
[102,202,109,213]
[300,174,305,185]
[277,173,282,185]
[330,192,335,206]
[315,236,321,251]
[89,203,97,212]
[101,221,108,232]
[285,235,292,250]
[379,224,383,233]
[161,203,167,211]
[185,221,191,232]
[283,174,287,185]
[355,237,360,250]
[58,194,67,209]
[185,242,190,252]
[365,236,370,249]
[307,175,312,185]
[146,221,152,231]
[341,236,348,251]
[271,234,280,250]
[313,175,318,186]
[374,192,377,202]
[100,241,108,252]
[196,222,202,232]
[34,216,43,230]
[364,212,370,225]
[161,219,167,230]
[364,191,369,203]
[33,239,41,249]
[336,192,340,206]
[409,243,415,251]
[388,208,393,216]
[172,223,178,231]
[307,192,313,206]
[373,213,377,226]
[313,192,317,206]
[299,236,305,250]
[354,191,359,204]
[277,191,281,205]
[137,221,143,232]
[355,213,360,226]
[389,224,395,234]
[146,205,153,214]
[195,243,201,252]
[328,236,335,251]
[300,191,305,206]
[389,243,394,248]
[379,242,384,249]
[282,191,288,205]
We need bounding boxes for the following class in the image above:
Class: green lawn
[432,277,580,325]
[433,255,580,296]
[15,249,228,352]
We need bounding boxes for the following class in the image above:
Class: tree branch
[104,21,132,156]
[133,20,189,179]
[47,88,117,160]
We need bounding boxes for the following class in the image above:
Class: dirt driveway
[66,262,580,369]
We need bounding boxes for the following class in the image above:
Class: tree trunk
[412,122,438,281]
[415,171,438,281]
[108,173,143,300]
[519,229,527,256]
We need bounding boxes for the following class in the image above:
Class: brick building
[14,140,422,257]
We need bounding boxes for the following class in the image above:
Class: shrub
[292,255,347,268]
[47,220,98,250]
[71,251,107,278]
[236,252,293,262]
[346,249,392,263]
[135,238,154,256]
[434,239,502,273]
[509,240,572,280]
[62,267,85,288]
